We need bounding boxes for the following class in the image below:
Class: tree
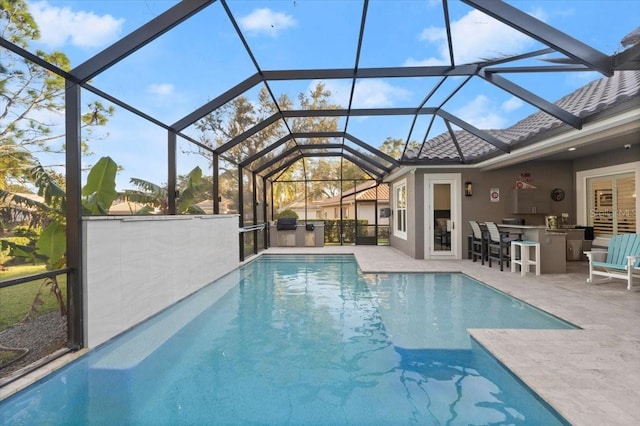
[122,166,207,215]
[379,137,406,159]
[0,156,119,319]
[192,82,366,210]
[0,0,114,190]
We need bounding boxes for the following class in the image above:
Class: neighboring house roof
[356,184,389,202]
[109,201,152,214]
[320,181,389,206]
[279,197,323,212]
[195,199,237,214]
[1,193,44,204]
[0,193,45,213]
[404,70,640,162]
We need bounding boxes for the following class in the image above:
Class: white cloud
[147,83,175,96]
[502,97,523,113]
[317,79,411,109]
[353,80,411,108]
[454,94,507,129]
[29,1,124,48]
[239,8,296,37]
[407,9,543,66]
[419,26,446,43]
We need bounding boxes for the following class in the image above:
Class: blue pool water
[0,254,574,425]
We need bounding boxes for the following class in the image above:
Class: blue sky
[17,0,640,188]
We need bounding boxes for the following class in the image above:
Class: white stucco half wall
[82,215,239,348]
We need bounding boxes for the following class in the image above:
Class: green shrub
[276,209,298,219]
[323,219,368,244]
[0,235,36,267]
[12,225,40,239]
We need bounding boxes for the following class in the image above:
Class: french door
[424,174,462,259]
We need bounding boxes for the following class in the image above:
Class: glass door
[432,183,452,252]
[425,174,461,259]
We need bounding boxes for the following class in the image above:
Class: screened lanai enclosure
[1,0,639,381]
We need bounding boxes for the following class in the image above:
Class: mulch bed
[0,312,67,379]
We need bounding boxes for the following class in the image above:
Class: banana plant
[0,156,119,319]
[122,165,206,215]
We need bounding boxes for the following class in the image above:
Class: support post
[65,82,83,349]
[213,153,219,214]
[168,132,177,214]
[252,172,258,255]
[262,176,269,249]
[238,165,244,261]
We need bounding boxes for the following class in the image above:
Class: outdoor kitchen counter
[269,223,325,247]
[499,224,566,273]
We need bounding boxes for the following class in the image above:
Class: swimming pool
[0,254,574,425]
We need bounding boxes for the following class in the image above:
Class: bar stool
[468,220,484,263]
[485,222,519,271]
[511,240,540,276]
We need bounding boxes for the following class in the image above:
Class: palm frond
[128,178,167,197]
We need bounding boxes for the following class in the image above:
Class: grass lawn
[0,265,68,332]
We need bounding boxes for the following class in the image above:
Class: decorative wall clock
[551,188,565,201]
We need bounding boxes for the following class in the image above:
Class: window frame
[577,161,639,246]
[393,179,408,240]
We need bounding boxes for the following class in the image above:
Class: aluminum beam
[71,1,215,82]
[64,82,83,349]
[254,150,301,174]
[445,120,466,163]
[263,154,303,180]
[172,73,263,131]
[463,0,612,76]
[240,135,294,167]
[281,108,438,118]
[345,133,400,167]
[485,65,590,73]
[304,153,382,180]
[1,37,77,82]
[167,132,177,214]
[296,144,391,173]
[479,48,555,67]
[341,145,391,173]
[216,114,282,154]
[437,110,510,152]
[479,69,582,129]
[261,64,479,81]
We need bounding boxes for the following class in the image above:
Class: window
[393,180,407,239]
[587,173,636,237]
[577,162,639,243]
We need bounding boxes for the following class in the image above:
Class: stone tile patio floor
[2,245,638,425]
[266,246,640,426]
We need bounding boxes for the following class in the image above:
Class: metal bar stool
[485,222,519,271]
[469,220,484,263]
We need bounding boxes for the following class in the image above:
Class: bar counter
[498,224,566,273]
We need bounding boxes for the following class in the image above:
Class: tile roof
[320,181,389,205]
[405,70,640,162]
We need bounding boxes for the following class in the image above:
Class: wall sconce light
[464,181,473,196]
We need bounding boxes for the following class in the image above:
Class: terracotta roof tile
[320,180,388,205]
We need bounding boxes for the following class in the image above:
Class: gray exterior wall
[390,160,575,259]
[573,147,640,172]
[389,172,418,258]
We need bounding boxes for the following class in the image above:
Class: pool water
[0,255,573,425]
